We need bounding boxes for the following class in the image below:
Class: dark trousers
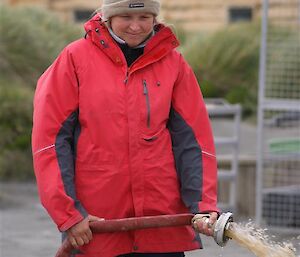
[117,253,185,257]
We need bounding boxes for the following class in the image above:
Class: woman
[32,0,219,256]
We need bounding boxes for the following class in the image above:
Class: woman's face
[110,13,155,47]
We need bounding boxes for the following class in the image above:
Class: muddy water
[225,222,297,257]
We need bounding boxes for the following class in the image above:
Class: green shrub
[0,6,82,180]
[183,22,261,116]
[0,82,34,180]
[0,83,33,149]
[0,5,82,88]
[0,149,34,181]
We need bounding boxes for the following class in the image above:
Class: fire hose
[55,212,233,257]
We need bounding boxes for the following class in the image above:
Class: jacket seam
[202,151,216,158]
[33,144,55,155]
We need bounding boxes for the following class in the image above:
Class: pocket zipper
[143,79,151,128]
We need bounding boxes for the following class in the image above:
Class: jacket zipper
[124,70,129,85]
[143,79,151,128]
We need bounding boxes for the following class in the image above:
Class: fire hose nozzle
[192,212,233,247]
[213,212,233,247]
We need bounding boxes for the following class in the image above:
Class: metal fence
[256,0,300,232]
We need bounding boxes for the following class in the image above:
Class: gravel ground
[0,183,299,257]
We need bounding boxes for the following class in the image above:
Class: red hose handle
[55,214,194,257]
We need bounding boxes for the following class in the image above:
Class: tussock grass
[0,5,82,87]
[0,5,81,180]
[183,22,261,116]
[183,22,300,117]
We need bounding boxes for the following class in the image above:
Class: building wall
[161,0,261,31]
[4,0,298,32]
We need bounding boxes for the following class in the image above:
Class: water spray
[192,212,296,257]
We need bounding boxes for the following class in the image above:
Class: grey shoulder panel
[167,107,203,214]
[55,109,87,218]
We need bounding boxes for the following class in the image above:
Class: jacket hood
[83,13,104,34]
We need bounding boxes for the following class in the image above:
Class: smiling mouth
[127,33,142,37]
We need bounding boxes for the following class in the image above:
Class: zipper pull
[143,80,148,95]
[124,71,129,85]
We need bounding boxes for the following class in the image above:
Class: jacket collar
[107,27,155,49]
[84,14,180,71]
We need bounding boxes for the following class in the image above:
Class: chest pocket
[142,79,151,129]
[139,78,173,141]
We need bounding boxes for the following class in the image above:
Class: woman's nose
[129,21,141,31]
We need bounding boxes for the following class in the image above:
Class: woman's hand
[66,215,104,249]
[192,212,218,237]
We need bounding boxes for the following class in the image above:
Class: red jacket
[32,14,219,257]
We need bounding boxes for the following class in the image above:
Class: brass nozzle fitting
[192,212,234,247]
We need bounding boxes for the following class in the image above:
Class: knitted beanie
[102,0,161,21]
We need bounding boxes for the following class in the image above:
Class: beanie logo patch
[129,3,145,8]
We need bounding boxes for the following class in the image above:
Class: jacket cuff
[59,213,85,232]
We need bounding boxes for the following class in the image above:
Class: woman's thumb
[88,215,105,222]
